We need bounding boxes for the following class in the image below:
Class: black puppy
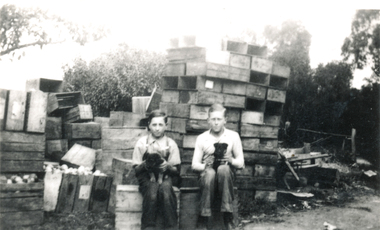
[213,143,229,171]
[144,152,167,184]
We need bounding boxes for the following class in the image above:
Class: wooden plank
[254,164,276,177]
[102,127,147,150]
[0,131,45,143]
[109,111,144,127]
[47,91,85,114]
[115,185,143,212]
[115,212,142,230]
[44,172,63,211]
[240,124,278,138]
[0,182,44,192]
[247,44,268,56]
[1,151,44,160]
[56,173,79,213]
[0,189,43,198]
[61,144,96,169]
[196,76,223,92]
[92,139,102,149]
[222,81,247,95]
[241,111,264,125]
[235,176,276,190]
[197,91,224,105]
[0,142,44,152]
[222,40,248,54]
[267,89,286,103]
[271,63,290,78]
[46,139,68,161]
[228,66,251,82]
[162,76,179,89]
[96,150,135,175]
[132,96,150,115]
[183,135,198,149]
[63,104,93,123]
[236,165,254,176]
[229,53,251,69]
[0,89,8,130]
[162,90,180,103]
[5,90,26,131]
[167,47,206,62]
[68,140,91,149]
[0,160,44,172]
[223,94,245,108]
[264,115,281,126]
[255,190,277,202]
[246,84,267,99]
[146,87,162,113]
[226,109,241,122]
[167,117,187,134]
[259,139,278,153]
[165,131,184,148]
[25,78,63,92]
[73,174,94,212]
[64,122,101,140]
[205,50,231,65]
[181,148,194,163]
[25,91,47,133]
[94,117,110,127]
[160,102,190,118]
[189,105,209,120]
[90,176,113,212]
[251,56,273,74]
[179,188,200,230]
[243,152,278,165]
[250,71,270,86]
[165,63,186,76]
[0,210,44,227]
[241,138,260,151]
[45,117,62,139]
[179,91,198,104]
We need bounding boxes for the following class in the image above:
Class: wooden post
[351,128,356,155]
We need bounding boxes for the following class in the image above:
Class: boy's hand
[158,160,168,172]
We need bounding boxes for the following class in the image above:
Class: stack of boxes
[160,36,290,202]
[0,89,47,228]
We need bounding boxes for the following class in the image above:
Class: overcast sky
[0,0,378,90]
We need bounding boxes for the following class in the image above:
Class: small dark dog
[144,152,167,184]
[213,143,229,171]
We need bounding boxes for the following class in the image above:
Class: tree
[341,9,380,76]
[263,20,316,146]
[62,43,166,117]
[0,4,108,59]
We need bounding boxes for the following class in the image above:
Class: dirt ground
[242,192,380,230]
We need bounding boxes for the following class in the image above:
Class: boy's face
[149,116,166,138]
[208,110,226,134]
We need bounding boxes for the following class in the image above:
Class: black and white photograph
[0,1,379,229]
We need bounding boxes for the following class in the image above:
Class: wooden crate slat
[267,89,286,103]
[64,122,101,140]
[160,103,190,118]
[246,84,267,99]
[165,131,184,148]
[167,117,187,134]
[96,150,135,175]
[241,138,260,151]
[161,90,180,103]
[46,117,62,139]
[179,91,198,104]
[68,139,91,149]
[25,78,63,92]
[223,94,246,108]
[0,89,8,130]
[47,91,85,114]
[61,144,96,169]
[0,160,44,172]
[25,91,48,133]
[1,151,44,160]
[222,81,247,96]
[165,63,186,76]
[222,40,248,54]
[0,131,45,143]
[196,76,223,92]
[182,135,198,149]
[56,173,79,213]
[243,152,278,165]
[251,56,273,74]
[0,196,43,212]
[0,142,45,152]
[247,44,268,56]
[240,124,278,138]
[229,53,251,69]
[63,104,93,123]
[90,176,113,212]
[264,115,281,126]
[5,90,27,131]
[0,181,44,192]
[73,174,94,212]
[254,164,276,177]
[94,117,110,127]
[101,127,147,150]
[271,63,290,78]
[166,47,206,62]
[235,176,276,190]
[228,66,250,82]
[109,111,145,127]
[241,111,264,125]
[44,172,63,212]
[189,105,209,120]
[0,210,44,227]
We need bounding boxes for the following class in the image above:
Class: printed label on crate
[205,80,214,89]
[79,185,91,199]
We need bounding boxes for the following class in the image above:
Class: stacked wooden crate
[161,36,290,202]
[0,89,47,228]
